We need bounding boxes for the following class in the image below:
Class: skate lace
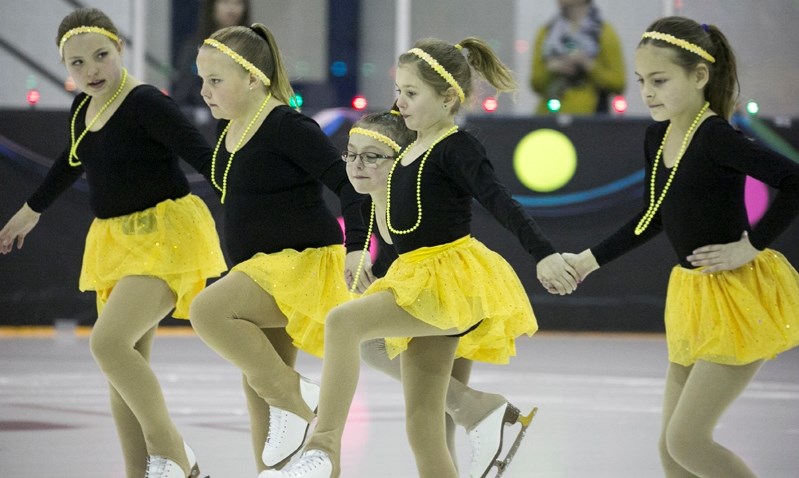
[265,408,289,451]
[468,428,482,470]
[284,450,329,476]
[144,456,171,477]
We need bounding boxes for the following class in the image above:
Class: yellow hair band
[59,26,120,57]
[350,127,401,153]
[642,31,716,63]
[203,38,271,86]
[408,47,465,103]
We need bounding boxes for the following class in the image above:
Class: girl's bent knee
[664,424,702,468]
[187,292,220,333]
[359,339,387,365]
[325,305,359,336]
[89,328,124,368]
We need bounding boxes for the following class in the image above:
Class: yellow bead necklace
[634,101,710,235]
[385,125,458,234]
[211,92,272,203]
[350,200,376,294]
[68,68,129,166]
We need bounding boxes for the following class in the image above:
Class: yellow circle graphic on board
[513,129,577,192]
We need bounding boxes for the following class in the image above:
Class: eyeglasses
[341,151,394,167]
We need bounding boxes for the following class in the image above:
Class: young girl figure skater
[267,37,578,478]
[345,110,538,477]
[187,24,367,475]
[564,16,799,477]
[0,7,227,478]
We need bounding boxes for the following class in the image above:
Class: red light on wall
[27,89,41,106]
[482,96,498,113]
[611,95,627,114]
[351,95,368,111]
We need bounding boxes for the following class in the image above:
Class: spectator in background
[530,0,625,114]
[172,0,250,123]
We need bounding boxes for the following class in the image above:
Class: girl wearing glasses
[187,23,367,475]
[342,110,539,477]
[271,37,578,478]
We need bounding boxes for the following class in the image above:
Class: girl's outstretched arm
[0,203,41,254]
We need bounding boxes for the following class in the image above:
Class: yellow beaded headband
[203,38,272,86]
[642,31,716,63]
[408,47,466,103]
[59,26,120,57]
[349,127,401,153]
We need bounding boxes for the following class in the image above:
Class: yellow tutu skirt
[231,245,351,358]
[80,194,226,319]
[666,249,799,366]
[364,236,538,364]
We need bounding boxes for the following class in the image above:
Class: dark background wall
[1,110,798,330]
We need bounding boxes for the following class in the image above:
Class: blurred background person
[530,0,625,115]
[172,0,251,124]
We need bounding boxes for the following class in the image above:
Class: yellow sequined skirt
[80,194,226,319]
[231,245,350,358]
[665,249,799,366]
[364,236,538,364]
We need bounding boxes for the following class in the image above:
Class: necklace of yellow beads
[211,92,272,203]
[634,101,710,235]
[385,125,458,235]
[68,68,129,167]
[349,200,376,294]
[348,125,457,293]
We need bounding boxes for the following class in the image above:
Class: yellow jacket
[530,22,626,115]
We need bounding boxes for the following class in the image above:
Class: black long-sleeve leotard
[593,116,799,268]
[387,130,556,261]
[214,105,366,265]
[28,85,213,218]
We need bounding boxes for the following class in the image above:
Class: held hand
[562,249,600,282]
[536,252,579,295]
[344,250,376,294]
[686,231,760,273]
[0,203,41,254]
[570,52,595,72]
[546,57,578,76]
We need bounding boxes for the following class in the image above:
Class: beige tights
[308,291,470,478]
[89,275,188,477]
[189,272,315,468]
[360,338,505,463]
[241,328,299,472]
[659,359,763,478]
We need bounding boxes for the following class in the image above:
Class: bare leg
[89,275,189,473]
[663,360,762,478]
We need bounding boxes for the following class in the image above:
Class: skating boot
[259,449,333,478]
[145,441,204,478]
[262,377,320,466]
